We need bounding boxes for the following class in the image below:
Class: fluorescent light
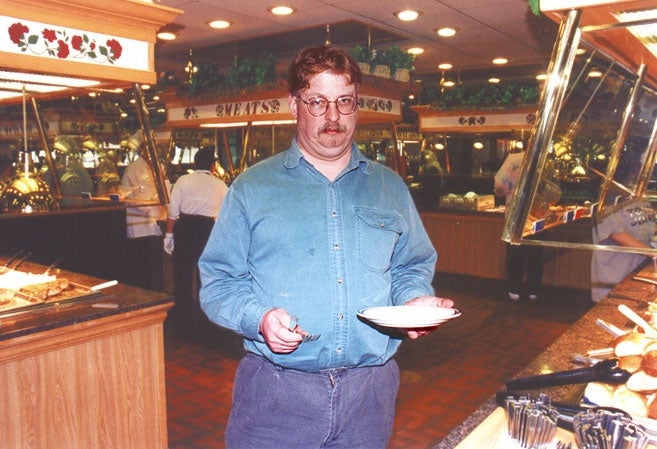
[200,122,249,128]
[0,71,101,100]
[201,119,297,128]
[251,119,296,126]
[0,71,100,88]
[613,9,657,59]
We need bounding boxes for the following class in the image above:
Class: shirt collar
[284,138,370,175]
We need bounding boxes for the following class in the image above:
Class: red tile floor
[164,274,593,449]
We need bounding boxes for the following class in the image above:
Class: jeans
[226,353,400,449]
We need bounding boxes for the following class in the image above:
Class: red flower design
[57,40,69,59]
[90,42,96,50]
[106,39,122,59]
[8,23,29,44]
[42,29,57,42]
[71,35,83,51]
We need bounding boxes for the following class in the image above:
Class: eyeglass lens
[302,96,357,116]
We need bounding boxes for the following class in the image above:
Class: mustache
[321,123,345,133]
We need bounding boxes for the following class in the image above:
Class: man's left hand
[404,296,455,340]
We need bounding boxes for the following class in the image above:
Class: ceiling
[153,0,560,84]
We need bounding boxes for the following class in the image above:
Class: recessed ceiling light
[157,31,176,41]
[536,73,547,81]
[438,63,453,70]
[436,27,457,37]
[443,80,455,87]
[395,10,420,21]
[588,69,602,78]
[488,77,501,84]
[208,19,231,29]
[492,57,508,65]
[269,6,296,15]
[407,47,424,56]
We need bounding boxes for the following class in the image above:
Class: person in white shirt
[164,146,228,337]
[120,131,169,290]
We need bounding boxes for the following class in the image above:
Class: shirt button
[336,347,342,353]
[332,211,337,218]
[337,313,344,320]
[337,278,343,284]
[333,244,339,250]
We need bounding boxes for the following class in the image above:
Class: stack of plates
[357,305,461,328]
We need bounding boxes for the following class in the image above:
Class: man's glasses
[296,95,358,117]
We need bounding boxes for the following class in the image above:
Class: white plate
[357,306,461,328]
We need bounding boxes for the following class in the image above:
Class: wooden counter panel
[0,304,170,449]
[421,211,592,290]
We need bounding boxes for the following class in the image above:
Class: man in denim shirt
[199,45,455,449]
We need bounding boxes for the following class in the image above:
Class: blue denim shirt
[199,139,437,372]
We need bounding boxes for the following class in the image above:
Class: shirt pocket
[354,207,403,272]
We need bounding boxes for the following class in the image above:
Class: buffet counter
[0,259,173,449]
[434,263,657,449]
[420,209,593,290]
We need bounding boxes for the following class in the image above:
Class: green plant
[422,80,541,110]
[226,51,277,88]
[381,45,414,72]
[350,45,373,64]
[183,61,225,96]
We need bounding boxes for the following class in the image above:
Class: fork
[289,315,320,342]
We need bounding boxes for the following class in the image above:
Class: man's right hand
[259,308,303,353]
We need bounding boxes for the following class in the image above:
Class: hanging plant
[423,80,541,110]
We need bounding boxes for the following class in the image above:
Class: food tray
[0,281,99,315]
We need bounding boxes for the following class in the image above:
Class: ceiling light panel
[613,9,657,60]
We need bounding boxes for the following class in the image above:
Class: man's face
[289,71,358,164]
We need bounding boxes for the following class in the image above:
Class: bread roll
[619,355,643,373]
[584,382,615,407]
[613,385,648,417]
[626,370,657,393]
[642,350,657,377]
[647,394,657,420]
[614,333,653,357]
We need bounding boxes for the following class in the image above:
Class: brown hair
[288,45,362,97]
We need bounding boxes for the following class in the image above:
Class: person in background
[494,150,544,302]
[198,45,455,449]
[591,197,657,302]
[0,147,14,181]
[120,130,169,291]
[164,146,228,338]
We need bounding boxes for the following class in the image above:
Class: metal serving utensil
[288,315,320,342]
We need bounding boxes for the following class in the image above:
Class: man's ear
[288,94,298,118]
